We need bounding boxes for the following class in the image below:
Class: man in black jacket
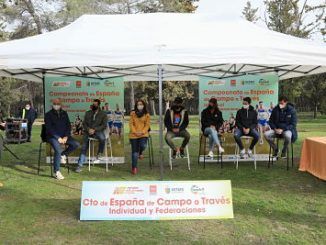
[164,97,190,158]
[22,102,37,142]
[45,99,80,180]
[264,96,297,158]
[201,98,225,157]
[234,97,259,158]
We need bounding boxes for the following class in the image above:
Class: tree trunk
[130,82,135,111]
[22,0,43,34]
[314,103,318,119]
[150,100,156,116]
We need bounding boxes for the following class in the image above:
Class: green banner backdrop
[199,74,279,162]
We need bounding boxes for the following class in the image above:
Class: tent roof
[0,13,326,82]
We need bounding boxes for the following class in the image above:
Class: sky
[197,0,325,41]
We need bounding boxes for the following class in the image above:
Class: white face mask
[137,105,144,111]
[243,104,249,109]
[53,105,61,111]
[25,106,30,110]
[279,104,286,109]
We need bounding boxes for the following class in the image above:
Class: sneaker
[75,166,82,173]
[172,150,177,159]
[54,171,64,180]
[61,155,67,164]
[180,148,185,158]
[273,148,279,157]
[208,151,214,158]
[218,146,225,154]
[281,150,287,159]
[93,154,105,164]
[239,149,246,158]
[247,149,253,158]
[131,167,138,175]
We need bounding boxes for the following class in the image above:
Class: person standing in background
[21,102,37,142]
[113,105,124,144]
[104,103,114,135]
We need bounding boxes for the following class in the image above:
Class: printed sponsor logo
[165,186,184,194]
[230,80,236,86]
[52,81,71,87]
[191,185,205,195]
[149,185,157,195]
[258,79,270,85]
[104,80,115,87]
[113,186,144,195]
[240,80,255,85]
[86,81,101,87]
[208,80,225,86]
[76,80,82,88]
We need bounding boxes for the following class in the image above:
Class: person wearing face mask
[129,99,150,175]
[234,97,259,158]
[21,102,37,142]
[45,99,80,180]
[264,96,297,158]
[164,97,190,159]
[201,98,225,158]
[76,99,108,173]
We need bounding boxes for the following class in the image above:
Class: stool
[168,137,190,171]
[268,137,294,170]
[88,133,113,172]
[234,136,257,170]
[197,134,223,169]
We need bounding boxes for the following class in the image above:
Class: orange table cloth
[299,137,326,180]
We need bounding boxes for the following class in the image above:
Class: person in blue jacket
[45,99,80,180]
[264,96,298,158]
[21,102,37,142]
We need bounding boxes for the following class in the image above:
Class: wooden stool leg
[38,142,43,175]
[203,136,207,169]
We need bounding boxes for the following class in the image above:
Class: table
[299,137,326,180]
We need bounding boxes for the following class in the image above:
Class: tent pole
[157,64,164,180]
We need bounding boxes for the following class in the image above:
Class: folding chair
[268,135,294,170]
[168,137,191,171]
[197,133,223,168]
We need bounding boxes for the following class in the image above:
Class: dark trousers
[165,130,190,151]
[48,136,80,172]
[27,122,33,140]
[234,128,259,150]
[130,137,148,168]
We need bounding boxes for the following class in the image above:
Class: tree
[242,1,259,23]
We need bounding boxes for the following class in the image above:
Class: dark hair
[243,97,252,104]
[93,99,101,106]
[174,97,183,104]
[278,95,288,102]
[209,97,217,105]
[134,99,148,115]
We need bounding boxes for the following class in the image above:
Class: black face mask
[208,105,213,110]
[92,105,98,111]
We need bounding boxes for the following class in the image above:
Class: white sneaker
[60,155,67,164]
[247,149,253,158]
[219,146,225,153]
[208,151,214,158]
[54,171,64,180]
[240,149,246,158]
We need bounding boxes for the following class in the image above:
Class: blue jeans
[204,127,221,151]
[47,136,80,172]
[130,138,148,168]
[233,128,259,150]
[78,131,106,166]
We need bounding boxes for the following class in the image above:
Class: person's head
[259,101,263,109]
[278,95,288,109]
[92,99,101,111]
[134,99,147,114]
[25,102,31,110]
[52,99,61,111]
[242,97,251,109]
[104,103,109,110]
[172,97,183,112]
[208,98,218,110]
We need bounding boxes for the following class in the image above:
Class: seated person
[164,97,190,158]
[76,99,108,172]
[257,101,270,144]
[129,99,150,175]
[45,99,80,180]
[201,98,225,157]
[264,96,297,158]
[234,97,259,158]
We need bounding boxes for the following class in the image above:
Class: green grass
[0,119,325,244]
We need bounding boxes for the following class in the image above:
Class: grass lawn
[0,117,325,244]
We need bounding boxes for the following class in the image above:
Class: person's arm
[250,110,258,129]
[64,112,71,137]
[142,114,151,135]
[179,110,189,131]
[217,111,224,129]
[129,112,137,134]
[82,112,90,132]
[286,108,297,131]
[269,109,276,130]
[95,112,108,132]
[235,110,244,130]
[45,113,60,139]
[201,110,209,130]
[164,110,171,131]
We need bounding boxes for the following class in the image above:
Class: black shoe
[180,148,185,158]
[281,150,287,159]
[172,150,177,159]
[273,148,279,157]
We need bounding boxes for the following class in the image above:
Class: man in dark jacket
[201,98,225,157]
[264,96,297,158]
[76,99,108,172]
[22,102,37,142]
[164,97,190,158]
[45,99,80,180]
[234,97,259,158]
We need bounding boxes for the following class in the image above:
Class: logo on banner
[191,185,205,195]
[52,81,71,87]
[76,80,82,88]
[113,186,144,195]
[241,80,255,85]
[258,79,270,86]
[165,186,184,194]
[86,81,101,87]
[149,185,157,195]
[230,80,237,86]
[208,80,225,86]
[104,80,115,87]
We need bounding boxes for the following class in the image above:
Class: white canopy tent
[1,5,326,179]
